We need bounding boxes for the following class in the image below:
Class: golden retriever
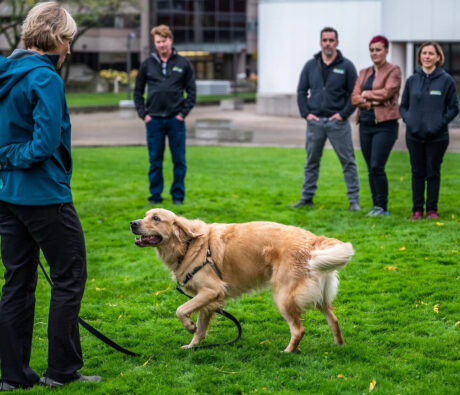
[130,208,353,352]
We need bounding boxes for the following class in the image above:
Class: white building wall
[258,0,460,116]
[258,0,382,115]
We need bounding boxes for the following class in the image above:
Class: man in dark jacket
[289,27,360,211]
[134,24,196,206]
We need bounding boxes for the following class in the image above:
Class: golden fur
[130,208,353,352]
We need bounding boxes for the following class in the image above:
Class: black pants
[0,202,87,387]
[406,137,449,213]
[359,121,398,211]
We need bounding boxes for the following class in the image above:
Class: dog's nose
[130,220,140,229]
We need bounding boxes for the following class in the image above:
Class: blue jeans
[146,116,186,202]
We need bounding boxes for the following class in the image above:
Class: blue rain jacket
[0,50,73,205]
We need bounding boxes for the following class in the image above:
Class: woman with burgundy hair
[400,42,458,220]
[352,35,401,216]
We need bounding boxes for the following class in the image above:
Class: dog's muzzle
[130,220,163,247]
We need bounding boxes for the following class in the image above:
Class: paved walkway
[70,103,460,153]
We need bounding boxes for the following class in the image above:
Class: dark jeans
[359,121,398,211]
[146,116,186,202]
[406,137,449,212]
[0,202,87,387]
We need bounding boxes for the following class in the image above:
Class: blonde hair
[22,1,77,51]
[417,42,445,67]
[151,25,173,40]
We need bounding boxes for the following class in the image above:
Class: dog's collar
[177,243,222,287]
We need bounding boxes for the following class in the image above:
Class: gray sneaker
[366,206,388,217]
[40,373,102,388]
[287,199,314,208]
[0,381,17,391]
[349,203,361,211]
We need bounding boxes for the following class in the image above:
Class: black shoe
[287,199,314,208]
[40,372,102,388]
[0,381,17,391]
[172,199,183,206]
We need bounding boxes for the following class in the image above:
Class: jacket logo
[333,68,345,74]
[429,90,441,95]
[172,66,183,73]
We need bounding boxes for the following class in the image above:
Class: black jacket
[297,50,357,119]
[400,67,459,142]
[134,48,196,119]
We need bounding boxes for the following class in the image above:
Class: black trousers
[359,121,398,211]
[406,137,449,213]
[0,202,87,387]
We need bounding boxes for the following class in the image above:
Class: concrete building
[0,0,257,81]
[257,0,460,116]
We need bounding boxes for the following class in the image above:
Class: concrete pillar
[140,0,151,62]
[406,42,414,80]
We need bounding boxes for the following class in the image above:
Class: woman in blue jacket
[0,2,100,390]
[400,42,459,220]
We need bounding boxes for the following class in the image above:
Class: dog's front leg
[176,288,221,336]
[181,310,213,349]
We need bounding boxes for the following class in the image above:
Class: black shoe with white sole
[40,372,102,388]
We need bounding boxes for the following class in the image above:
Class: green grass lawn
[2,146,459,394]
[65,92,256,108]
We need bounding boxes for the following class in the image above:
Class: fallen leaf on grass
[319,205,325,210]
[95,287,106,291]
[154,286,170,296]
[400,176,404,182]
[142,356,154,367]
[118,314,122,320]
[232,194,239,198]
[369,379,376,391]
[436,222,444,226]
[399,246,406,251]
[384,266,397,271]
[452,250,460,255]
[455,321,460,326]
[337,374,344,379]
[260,340,270,344]
[433,304,439,313]
[452,214,455,220]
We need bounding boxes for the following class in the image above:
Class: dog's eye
[152,215,160,221]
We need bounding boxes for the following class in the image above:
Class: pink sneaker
[410,211,423,220]
[426,210,439,219]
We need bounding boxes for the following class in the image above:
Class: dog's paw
[181,344,194,349]
[185,321,196,334]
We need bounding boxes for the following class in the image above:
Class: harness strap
[38,260,140,357]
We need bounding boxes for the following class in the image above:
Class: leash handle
[176,285,242,349]
[38,261,140,357]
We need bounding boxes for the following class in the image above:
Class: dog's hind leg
[273,287,305,352]
[181,310,212,349]
[319,304,344,345]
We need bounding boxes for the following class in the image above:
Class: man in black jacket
[289,27,360,211]
[134,25,196,205]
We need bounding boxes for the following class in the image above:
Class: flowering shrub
[99,69,138,84]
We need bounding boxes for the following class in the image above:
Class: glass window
[218,0,230,12]
[218,30,231,42]
[234,0,246,13]
[157,14,171,26]
[233,30,246,42]
[233,13,246,28]
[201,13,215,27]
[156,0,170,10]
[204,30,216,43]
[174,13,187,27]
[204,0,216,12]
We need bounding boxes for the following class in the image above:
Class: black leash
[38,261,140,357]
[175,285,242,350]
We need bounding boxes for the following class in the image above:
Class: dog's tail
[309,242,354,272]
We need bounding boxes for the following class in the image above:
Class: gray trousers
[301,118,360,204]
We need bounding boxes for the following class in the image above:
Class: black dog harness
[175,241,242,349]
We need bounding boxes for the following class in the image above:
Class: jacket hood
[416,66,445,80]
[0,51,59,100]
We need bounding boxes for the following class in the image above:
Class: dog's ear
[173,217,202,241]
